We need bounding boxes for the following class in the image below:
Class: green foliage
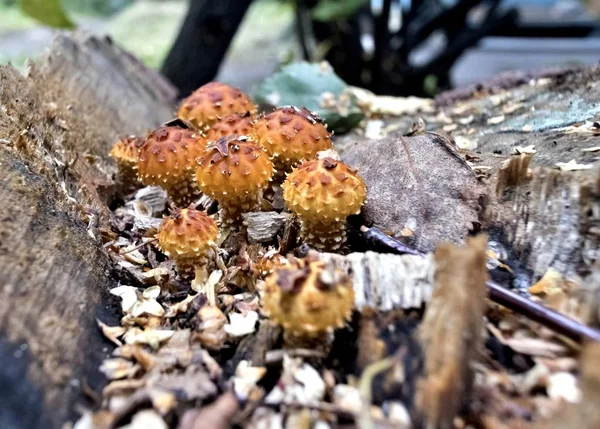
[254,61,364,134]
[312,0,367,22]
[19,0,75,28]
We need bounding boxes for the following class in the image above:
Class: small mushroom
[109,135,143,193]
[205,112,255,142]
[137,126,207,207]
[195,135,273,226]
[251,106,332,177]
[156,208,218,280]
[177,82,257,131]
[262,258,354,344]
[282,157,366,251]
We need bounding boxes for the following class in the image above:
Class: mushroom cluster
[178,82,257,131]
[195,135,273,225]
[262,258,355,343]
[282,157,366,251]
[251,106,332,177]
[137,126,207,207]
[156,207,218,279]
[109,135,143,193]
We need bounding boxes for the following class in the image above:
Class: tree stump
[0,32,175,429]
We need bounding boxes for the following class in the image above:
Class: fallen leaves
[555,159,594,171]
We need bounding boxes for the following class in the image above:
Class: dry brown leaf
[97,319,126,346]
[504,337,569,358]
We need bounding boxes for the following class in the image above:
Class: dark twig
[360,226,600,344]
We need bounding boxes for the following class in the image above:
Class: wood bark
[0,32,175,429]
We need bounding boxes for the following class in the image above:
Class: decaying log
[314,251,434,310]
[413,236,489,429]
[489,166,600,278]
[0,32,175,429]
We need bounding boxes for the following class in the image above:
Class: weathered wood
[242,211,290,243]
[413,236,488,429]
[314,250,434,310]
[0,32,175,429]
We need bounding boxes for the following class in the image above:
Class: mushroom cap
[137,126,207,186]
[177,82,257,129]
[157,208,218,259]
[251,106,332,169]
[195,135,273,201]
[205,112,255,142]
[282,158,366,223]
[262,258,355,335]
[109,135,143,164]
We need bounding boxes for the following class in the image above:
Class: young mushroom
[205,112,255,142]
[156,207,218,280]
[137,126,207,207]
[109,135,143,193]
[195,135,273,226]
[177,82,257,131]
[262,258,354,346]
[282,157,366,251]
[251,106,332,177]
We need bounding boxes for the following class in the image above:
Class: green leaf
[312,0,368,22]
[19,0,75,29]
[253,61,364,134]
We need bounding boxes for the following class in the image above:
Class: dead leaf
[99,358,140,380]
[97,319,126,346]
[487,115,505,125]
[123,328,174,349]
[555,159,593,172]
[513,145,536,155]
[121,410,167,429]
[224,311,259,337]
[505,337,569,358]
[233,360,267,400]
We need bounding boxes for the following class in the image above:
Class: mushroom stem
[166,175,201,207]
[174,255,209,280]
[283,330,333,356]
[299,219,347,252]
[220,193,262,226]
[117,161,140,194]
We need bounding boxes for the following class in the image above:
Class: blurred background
[1,0,600,97]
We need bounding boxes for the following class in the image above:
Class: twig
[256,400,356,421]
[360,226,600,344]
[265,348,327,364]
[119,238,157,255]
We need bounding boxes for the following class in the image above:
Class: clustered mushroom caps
[282,157,367,251]
[251,106,333,177]
[262,258,355,341]
[109,135,143,193]
[137,126,207,207]
[156,207,218,279]
[177,82,258,132]
[195,135,273,225]
[205,112,255,142]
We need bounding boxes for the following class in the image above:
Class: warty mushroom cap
[195,135,273,201]
[282,157,366,223]
[156,208,218,259]
[137,126,207,186]
[177,82,257,130]
[251,106,332,169]
[262,258,355,335]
